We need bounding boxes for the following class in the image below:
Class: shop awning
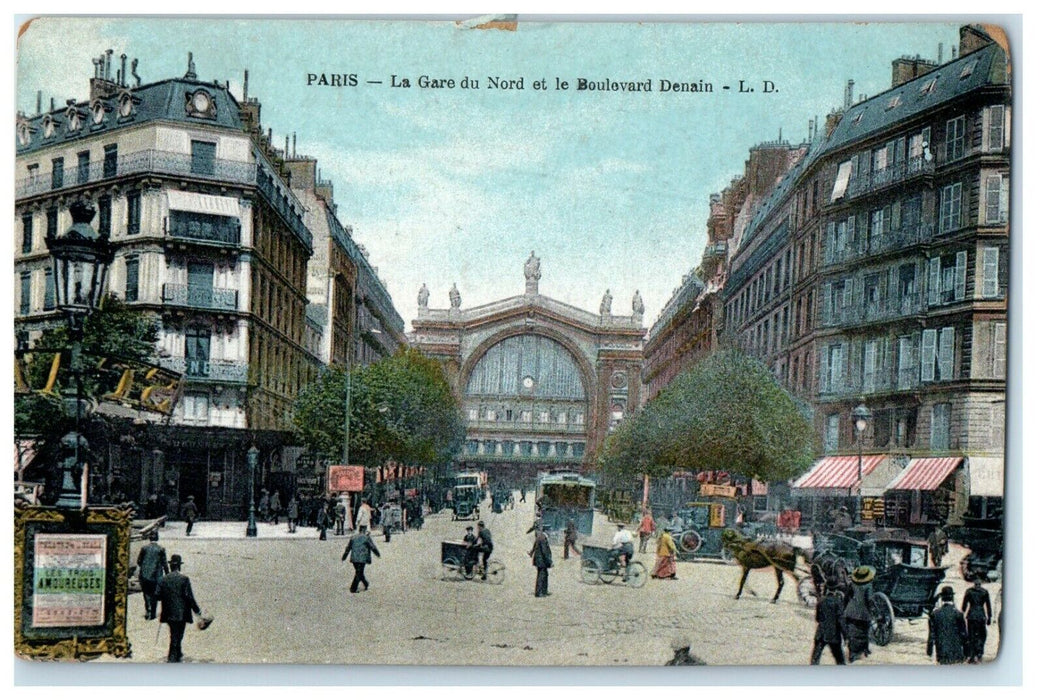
[886,457,964,491]
[792,454,887,490]
[167,190,240,217]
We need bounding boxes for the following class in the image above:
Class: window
[984,174,1009,224]
[863,339,878,392]
[929,252,967,305]
[898,263,918,313]
[825,414,840,452]
[992,322,1007,378]
[183,392,209,422]
[103,144,118,178]
[21,215,33,254]
[51,157,64,189]
[185,327,211,377]
[27,163,39,184]
[863,275,881,316]
[467,408,479,421]
[98,196,111,235]
[930,403,952,451]
[77,151,90,184]
[124,257,139,302]
[944,116,965,162]
[919,77,937,96]
[897,334,917,390]
[939,182,963,233]
[873,409,892,448]
[191,140,217,176]
[921,327,956,382]
[985,105,1005,152]
[20,272,31,315]
[43,269,55,310]
[126,191,141,234]
[46,208,58,238]
[827,343,847,392]
[908,126,931,160]
[982,247,1000,298]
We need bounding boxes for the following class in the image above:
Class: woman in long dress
[652,528,678,579]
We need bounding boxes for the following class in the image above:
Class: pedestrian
[563,519,582,559]
[529,525,553,598]
[962,575,993,663]
[463,525,478,577]
[810,584,848,665]
[666,636,706,665]
[844,565,875,662]
[928,585,969,664]
[269,490,281,526]
[652,527,678,579]
[637,510,655,553]
[611,522,635,568]
[258,488,270,523]
[136,531,168,620]
[519,487,526,504]
[342,525,381,593]
[317,501,330,540]
[475,520,494,580]
[287,496,299,533]
[334,499,347,536]
[928,526,949,568]
[158,554,201,663]
[181,495,198,536]
[357,500,371,532]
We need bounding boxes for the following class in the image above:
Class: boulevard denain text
[305,73,779,94]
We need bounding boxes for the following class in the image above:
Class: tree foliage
[292,348,464,468]
[598,349,814,483]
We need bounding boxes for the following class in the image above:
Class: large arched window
[465,334,585,400]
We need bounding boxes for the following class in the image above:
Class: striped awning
[167,190,240,217]
[886,457,964,492]
[792,455,887,490]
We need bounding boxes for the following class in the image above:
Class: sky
[15,18,963,329]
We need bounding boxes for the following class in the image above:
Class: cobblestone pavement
[120,496,1001,666]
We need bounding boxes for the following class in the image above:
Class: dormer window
[117,91,136,118]
[919,77,937,96]
[66,107,82,132]
[851,111,863,125]
[960,59,978,79]
[16,120,31,147]
[886,95,902,111]
[185,89,216,119]
[91,100,107,125]
[42,115,56,139]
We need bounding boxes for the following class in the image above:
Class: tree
[598,349,814,483]
[292,348,464,469]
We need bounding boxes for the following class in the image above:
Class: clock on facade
[522,376,535,390]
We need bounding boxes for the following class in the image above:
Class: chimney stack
[243,69,249,100]
[808,119,814,143]
[891,55,937,87]
[120,54,127,87]
[844,79,854,108]
[293,132,297,157]
[36,91,41,115]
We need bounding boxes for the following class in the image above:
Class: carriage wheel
[625,561,648,588]
[486,560,505,585]
[679,530,703,553]
[598,565,618,584]
[441,557,460,581]
[720,547,735,564]
[869,592,895,646]
[580,559,601,585]
[797,576,819,608]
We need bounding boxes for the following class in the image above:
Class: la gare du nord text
[305,73,776,93]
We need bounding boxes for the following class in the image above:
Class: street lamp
[246,445,259,537]
[344,327,380,515]
[851,402,871,483]
[45,199,114,508]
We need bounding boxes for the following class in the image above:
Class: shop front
[883,456,968,535]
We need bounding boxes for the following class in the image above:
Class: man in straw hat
[928,585,968,664]
[158,554,202,663]
[844,565,875,662]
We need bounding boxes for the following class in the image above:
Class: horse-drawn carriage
[799,528,947,646]
[947,509,1003,582]
[578,544,647,588]
[452,485,480,521]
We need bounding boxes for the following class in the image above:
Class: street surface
[120,494,1001,666]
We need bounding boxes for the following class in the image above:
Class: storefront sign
[328,465,365,492]
[699,484,737,498]
[32,534,107,627]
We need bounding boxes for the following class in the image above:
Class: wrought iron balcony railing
[161,283,238,312]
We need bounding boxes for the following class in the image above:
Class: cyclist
[611,522,635,569]
[475,520,494,580]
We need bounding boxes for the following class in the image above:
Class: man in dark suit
[181,495,198,536]
[137,531,169,620]
[529,525,553,598]
[475,521,494,581]
[928,585,968,664]
[158,554,201,663]
[810,585,847,665]
[342,525,381,592]
[962,576,993,663]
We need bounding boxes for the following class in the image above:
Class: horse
[720,528,808,603]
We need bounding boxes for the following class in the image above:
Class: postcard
[13,17,1010,669]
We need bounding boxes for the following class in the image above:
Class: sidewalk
[156,519,356,540]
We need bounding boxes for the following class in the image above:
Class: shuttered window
[982,247,1000,297]
[993,322,1007,378]
[921,328,937,381]
[939,182,963,233]
[985,174,1009,224]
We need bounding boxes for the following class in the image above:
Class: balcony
[162,283,238,312]
[822,292,925,329]
[16,149,255,199]
[466,419,587,435]
[820,368,920,400]
[158,356,248,384]
[165,211,241,248]
[822,223,934,268]
[846,157,935,200]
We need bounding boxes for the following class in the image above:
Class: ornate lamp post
[45,199,114,508]
[246,445,259,537]
[851,402,871,485]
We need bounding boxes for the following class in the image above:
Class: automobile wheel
[679,530,703,553]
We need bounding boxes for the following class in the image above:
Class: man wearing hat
[844,565,875,661]
[158,554,202,663]
[962,575,993,663]
[180,495,198,536]
[342,525,381,592]
[611,522,635,569]
[528,523,553,598]
[928,585,968,664]
[475,521,494,580]
[137,530,169,620]
[462,525,478,577]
